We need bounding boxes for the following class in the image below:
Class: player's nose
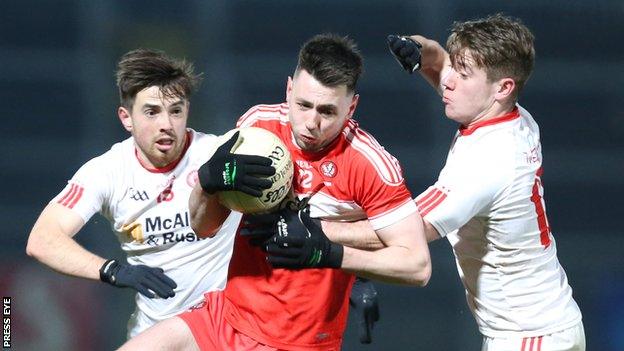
[442,69,457,90]
[158,114,174,130]
[304,112,321,131]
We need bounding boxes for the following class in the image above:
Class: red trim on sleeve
[61,184,78,207]
[416,187,448,217]
[58,183,84,209]
[459,107,520,136]
[68,186,84,209]
[57,184,76,205]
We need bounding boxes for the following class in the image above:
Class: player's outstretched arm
[26,202,105,280]
[387,34,450,95]
[27,203,177,298]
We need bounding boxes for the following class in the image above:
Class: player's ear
[347,93,360,119]
[494,78,515,101]
[286,76,293,102]
[118,106,133,132]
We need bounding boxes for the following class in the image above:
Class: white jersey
[52,128,241,337]
[416,105,581,337]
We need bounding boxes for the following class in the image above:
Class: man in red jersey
[120,33,431,351]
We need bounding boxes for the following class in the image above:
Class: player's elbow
[26,231,46,261]
[407,255,432,287]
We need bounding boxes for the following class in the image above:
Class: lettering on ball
[264,184,288,204]
[268,145,285,164]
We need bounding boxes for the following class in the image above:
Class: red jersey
[223,103,417,350]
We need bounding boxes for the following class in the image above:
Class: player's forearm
[188,184,231,238]
[322,220,385,250]
[341,245,431,286]
[26,211,104,280]
[410,35,450,94]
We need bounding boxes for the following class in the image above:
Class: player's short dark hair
[295,34,363,93]
[115,49,202,109]
[447,13,535,99]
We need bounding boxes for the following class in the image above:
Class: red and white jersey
[416,105,581,337]
[222,103,416,350]
[52,129,241,338]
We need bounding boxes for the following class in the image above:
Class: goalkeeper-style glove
[99,259,177,299]
[257,206,343,269]
[387,34,422,73]
[350,277,380,344]
[198,131,276,197]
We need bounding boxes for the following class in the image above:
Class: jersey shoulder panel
[342,120,405,186]
[53,137,134,221]
[236,103,289,128]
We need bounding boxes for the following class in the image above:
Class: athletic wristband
[99,259,118,284]
[327,242,344,268]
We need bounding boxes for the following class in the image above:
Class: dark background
[1,1,622,350]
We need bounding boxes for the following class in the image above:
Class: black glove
[260,207,343,269]
[198,131,276,197]
[350,277,380,344]
[387,34,422,73]
[239,212,282,247]
[99,259,177,299]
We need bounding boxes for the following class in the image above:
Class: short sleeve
[51,156,112,223]
[416,142,513,237]
[349,145,417,231]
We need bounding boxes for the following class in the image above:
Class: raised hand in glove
[198,131,276,197]
[350,277,380,344]
[99,259,177,298]
[387,34,422,73]
[254,206,344,269]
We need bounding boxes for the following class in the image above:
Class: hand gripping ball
[218,127,294,214]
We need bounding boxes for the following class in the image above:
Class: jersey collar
[458,107,520,136]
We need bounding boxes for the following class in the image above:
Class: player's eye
[318,107,336,117]
[297,102,311,110]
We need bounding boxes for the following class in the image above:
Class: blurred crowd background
[1,1,622,350]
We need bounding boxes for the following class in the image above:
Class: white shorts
[481,322,585,351]
[126,307,157,339]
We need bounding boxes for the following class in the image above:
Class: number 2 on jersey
[298,168,313,189]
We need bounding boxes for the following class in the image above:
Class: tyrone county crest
[320,161,337,178]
